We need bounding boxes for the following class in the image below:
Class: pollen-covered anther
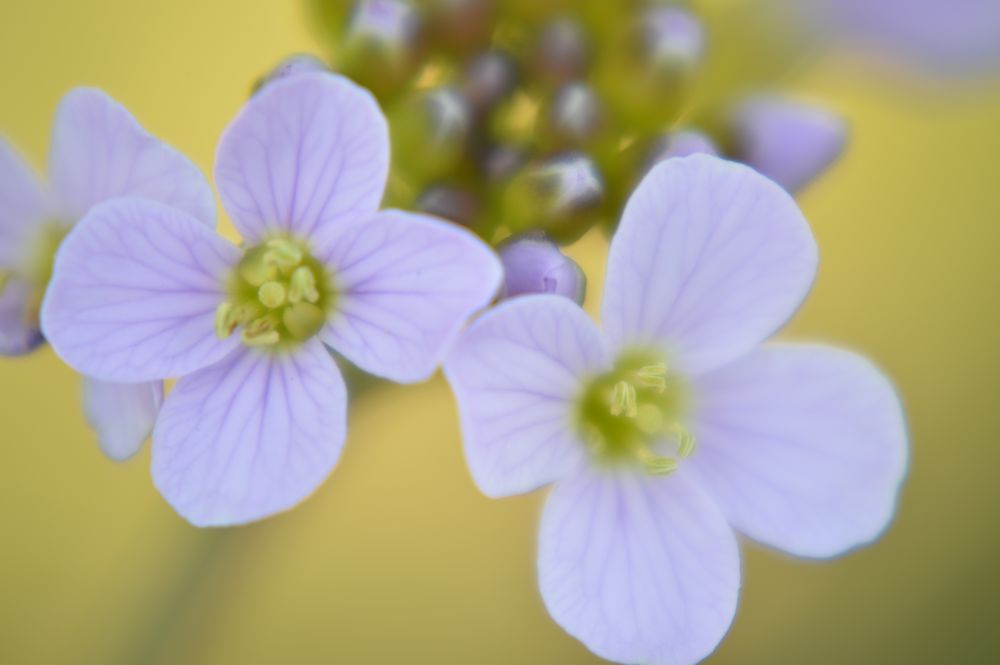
[636,362,668,392]
[288,266,320,304]
[263,237,304,269]
[611,380,638,417]
[636,448,679,475]
[673,426,697,458]
[241,316,280,347]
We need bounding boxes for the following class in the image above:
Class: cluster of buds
[299,0,846,272]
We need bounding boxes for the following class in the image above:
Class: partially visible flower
[445,155,907,665]
[727,94,847,193]
[498,235,584,304]
[42,73,501,526]
[0,88,214,460]
[782,0,1000,77]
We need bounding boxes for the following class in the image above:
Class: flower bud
[533,17,590,84]
[391,86,471,182]
[640,6,706,75]
[641,129,718,173]
[501,152,605,243]
[547,82,604,147]
[424,0,493,55]
[498,235,586,304]
[337,0,421,97]
[726,94,848,192]
[417,185,481,228]
[462,50,519,115]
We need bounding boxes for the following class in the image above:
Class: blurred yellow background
[2,1,999,663]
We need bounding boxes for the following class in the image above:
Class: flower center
[575,350,695,475]
[214,236,334,350]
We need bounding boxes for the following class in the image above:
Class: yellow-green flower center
[575,350,695,475]
[215,236,335,351]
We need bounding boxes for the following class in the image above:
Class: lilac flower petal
[687,344,909,558]
[602,155,817,376]
[0,277,44,355]
[728,95,848,193]
[152,341,347,527]
[48,88,215,226]
[82,377,163,461]
[41,198,240,382]
[215,73,389,242]
[539,469,740,665]
[444,295,609,498]
[0,137,49,269]
[317,210,501,383]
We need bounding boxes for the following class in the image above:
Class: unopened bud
[534,17,590,84]
[416,185,481,228]
[462,50,519,115]
[641,129,718,173]
[548,82,604,146]
[392,87,471,181]
[726,94,847,192]
[498,235,586,304]
[338,0,421,96]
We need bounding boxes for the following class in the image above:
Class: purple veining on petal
[82,377,164,461]
[686,343,909,558]
[538,468,740,665]
[444,295,609,497]
[215,72,390,243]
[602,154,818,376]
[151,340,347,526]
[48,88,215,226]
[317,209,501,383]
[41,198,240,382]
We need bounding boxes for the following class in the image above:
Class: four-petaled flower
[42,73,501,526]
[445,155,908,665]
[0,88,215,459]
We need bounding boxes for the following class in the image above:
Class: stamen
[239,247,278,286]
[258,281,287,308]
[675,427,697,458]
[241,316,280,346]
[636,362,668,392]
[610,380,638,417]
[637,448,678,476]
[264,238,304,270]
[288,266,320,304]
[214,302,236,339]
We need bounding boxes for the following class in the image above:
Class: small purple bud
[417,185,481,228]
[727,94,848,192]
[534,17,590,83]
[642,129,719,173]
[480,144,527,183]
[498,235,586,304]
[462,50,519,114]
[549,82,603,144]
[640,7,706,73]
[347,0,419,48]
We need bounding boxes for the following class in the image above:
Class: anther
[214,302,236,339]
[637,448,678,476]
[258,281,287,308]
[675,427,697,458]
[264,238,304,270]
[288,266,320,304]
[610,380,638,417]
[636,362,668,392]
[241,317,280,347]
[239,248,278,286]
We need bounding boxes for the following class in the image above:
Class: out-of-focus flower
[787,0,1000,76]
[42,73,501,526]
[446,155,907,665]
[498,235,585,304]
[0,88,213,460]
[726,94,848,193]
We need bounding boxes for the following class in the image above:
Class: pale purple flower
[0,88,214,460]
[498,235,585,304]
[42,73,501,526]
[445,154,908,665]
[727,94,848,193]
